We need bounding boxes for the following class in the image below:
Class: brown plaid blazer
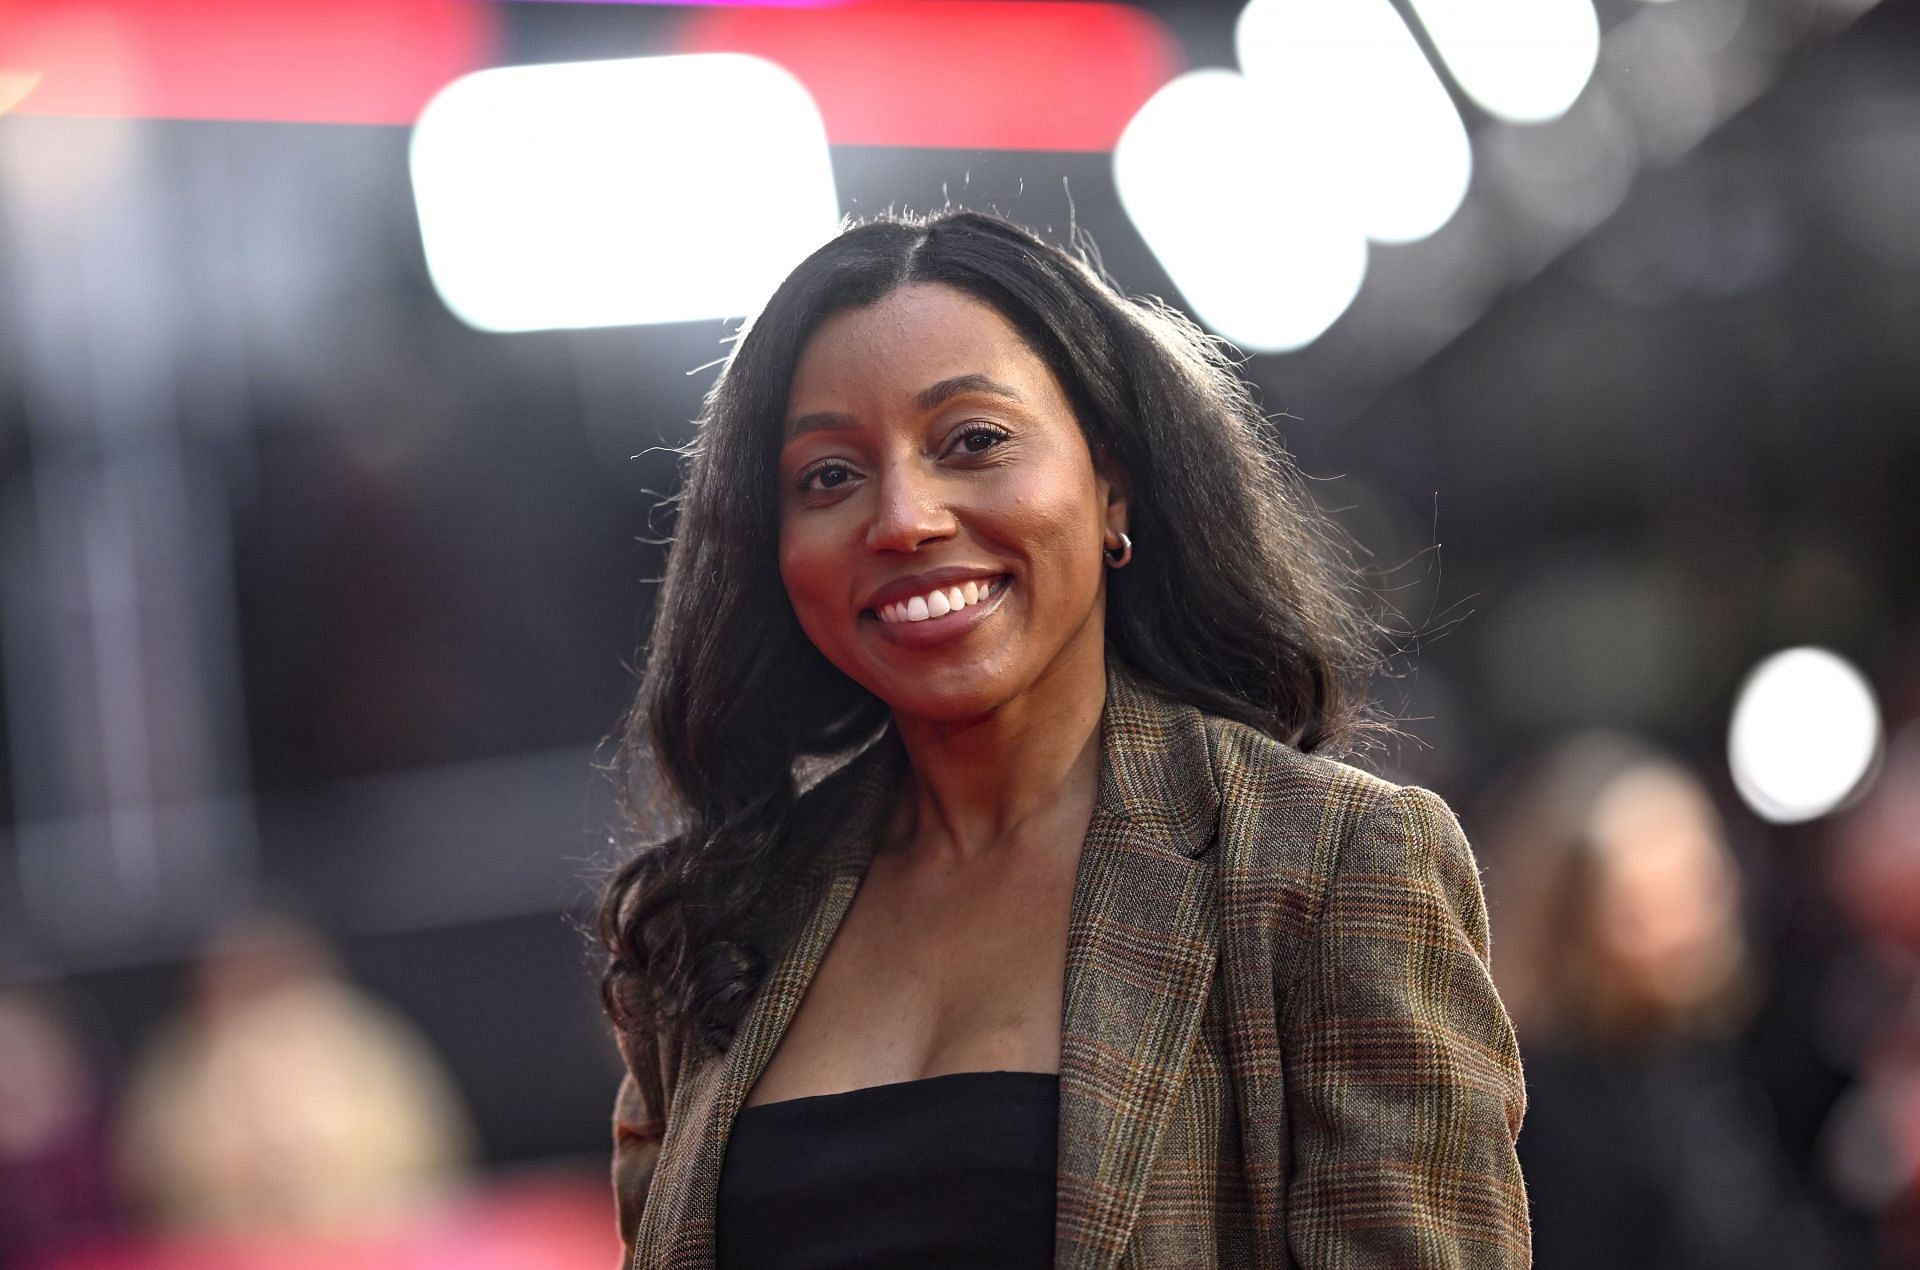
[612,661,1529,1267]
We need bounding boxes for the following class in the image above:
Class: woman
[1483,735,1854,1269]
[598,210,1528,1268]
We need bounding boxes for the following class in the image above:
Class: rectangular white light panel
[410,53,840,332]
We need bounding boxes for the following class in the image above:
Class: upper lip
[860,566,1007,613]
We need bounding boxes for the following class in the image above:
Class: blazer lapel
[1054,662,1222,1269]
[632,735,903,1269]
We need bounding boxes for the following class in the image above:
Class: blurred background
[0,0,1915,1265]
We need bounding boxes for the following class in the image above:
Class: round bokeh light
[1728,646,1882,824]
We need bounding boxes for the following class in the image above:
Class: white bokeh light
[409,54,840,333]
[1235,0,1472,244]
[1114,69,1369,352]
[1405,0,1600,124]
[1728,646,1883,824]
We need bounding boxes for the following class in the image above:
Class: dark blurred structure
[0,0,1915,1261]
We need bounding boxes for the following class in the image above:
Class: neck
[886,638,1108,867]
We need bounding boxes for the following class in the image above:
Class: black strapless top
[716,1070,1059,1269]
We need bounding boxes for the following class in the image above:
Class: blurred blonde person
[1489,734,1751,1047]
[118,915,477,1233]
[1484,734,1844,1268]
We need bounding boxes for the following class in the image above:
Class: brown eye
[796,461,859,494]
[953,424,1008,455]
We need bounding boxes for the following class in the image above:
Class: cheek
[777,521,835,631]
[999,464,1104,579]
[776,514,887,696]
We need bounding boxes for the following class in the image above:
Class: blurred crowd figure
[1823,723,1920,1265]
[0,987,116,1258]
[116,914,478,1234]
[1482,733,1857,1268]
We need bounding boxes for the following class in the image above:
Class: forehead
[786,283,1054,412]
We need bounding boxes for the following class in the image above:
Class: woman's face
[777,282,1125,724]
[1586,765,1744,1013]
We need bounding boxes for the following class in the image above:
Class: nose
[864,460,956,554]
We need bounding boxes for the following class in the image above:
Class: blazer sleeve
[611,1022,680,1265]
[1281,782,1531,1268]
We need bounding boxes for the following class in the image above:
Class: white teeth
[875,577,1003,624]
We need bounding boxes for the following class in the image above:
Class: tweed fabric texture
[612,662,1529,1267]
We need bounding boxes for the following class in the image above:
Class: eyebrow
[784,373,1025,438]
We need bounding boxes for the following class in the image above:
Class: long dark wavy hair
[597,209,1392,1060]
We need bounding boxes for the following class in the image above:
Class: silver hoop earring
[1104,531,1132,568]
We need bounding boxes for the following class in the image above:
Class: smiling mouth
[867,575,1008,625]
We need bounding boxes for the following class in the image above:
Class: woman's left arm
[1282,783,1531,1268]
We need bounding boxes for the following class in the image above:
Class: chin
[864,659,1021,726]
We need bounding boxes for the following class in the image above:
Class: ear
[1095,451,1131,540]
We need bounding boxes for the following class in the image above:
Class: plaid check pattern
[613,661,1529,1267]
